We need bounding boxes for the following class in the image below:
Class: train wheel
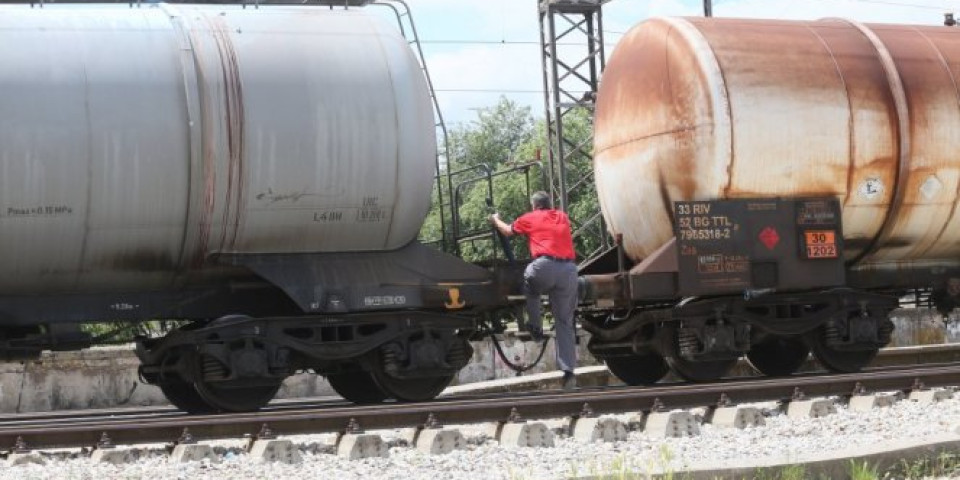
[327,370,388,404]
[806,327,878,373]
[368,351,453,402]
[191,353,281,412]
[666,325,738,382]
[747,336,810,376]
[666,356,737,382]
[370,370,453,402]
[603,353,669,386]
[193,378,282,413]
[186,316,283,412]
[158,379,215,414]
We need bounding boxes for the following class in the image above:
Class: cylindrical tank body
[595,17,960,269]
[0,4,435,294]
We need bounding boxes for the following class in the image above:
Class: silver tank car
[595,17,960,269]
[0,4,435,294]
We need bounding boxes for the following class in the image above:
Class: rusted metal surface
[2,363,960,450]
[594,17,960,271]
[873,344,960,366]
[0,4,435,294]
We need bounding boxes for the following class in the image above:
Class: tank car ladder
[373,0,455,253]
[233,0,454,250]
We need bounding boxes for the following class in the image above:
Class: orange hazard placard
[804,230,837,258]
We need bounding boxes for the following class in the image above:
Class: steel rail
[2,363,960,451]
[0,344,956,437]
[0,397,349,425]
[0,360,928,429]
[0,343,946,425]
[873,344,960,365]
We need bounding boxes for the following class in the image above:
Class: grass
[849,460,879,480]
[882,451,960,479]
[750,464,810,480]
[552,453,960,480]
[514,448,960,480]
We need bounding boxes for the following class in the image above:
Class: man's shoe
[523,322,545,342]
[562,371,577,391]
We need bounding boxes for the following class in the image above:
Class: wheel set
[154,350,283,414]
[327,353,454,404]
[603,327,883,386]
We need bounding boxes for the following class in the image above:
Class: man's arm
[488,213,514,237]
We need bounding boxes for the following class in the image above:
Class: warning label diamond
[758,227,780,250]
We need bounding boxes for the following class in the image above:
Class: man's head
[530,191,552,210]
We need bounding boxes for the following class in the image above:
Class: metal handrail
[451,161,546,262]
[372,0,455,252]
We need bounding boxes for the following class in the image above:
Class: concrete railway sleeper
[2,380,959,478]
[1,363,960,458]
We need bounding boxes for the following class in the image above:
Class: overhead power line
[435,88,594,94]
[418,39,621,45]
[849,0,947,9]
[807,0,950,9]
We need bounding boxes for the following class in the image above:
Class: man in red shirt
[490,191,579,390]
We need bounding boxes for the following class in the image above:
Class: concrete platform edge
[573,433,960,479]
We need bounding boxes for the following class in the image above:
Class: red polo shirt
[511,209,576,260]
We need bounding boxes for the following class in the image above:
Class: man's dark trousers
[523,256,578,373]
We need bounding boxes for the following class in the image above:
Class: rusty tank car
[0,3,501,412]
[582,17,960,384]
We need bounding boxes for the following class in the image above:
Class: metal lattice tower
[538,0,609,260]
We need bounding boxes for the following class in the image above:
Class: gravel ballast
[3,393,960,479]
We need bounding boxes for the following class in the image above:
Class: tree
[420,97,602,263]
[448,99,537,170]
[549,107,606,258]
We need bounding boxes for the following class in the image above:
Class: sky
[374,0,960,126]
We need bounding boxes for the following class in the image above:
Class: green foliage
[420,180,447,247]
[420,97,603,262]
[82,320,183,343]
[448,98,537,170]
[552,108,605,258]
[883,452,960,479]
[750,465,809,480]
[849,460,878,480]
[475,454,960,480]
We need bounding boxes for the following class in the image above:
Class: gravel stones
[3,396,960,479]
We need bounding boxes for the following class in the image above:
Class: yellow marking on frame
[445,288,466,309]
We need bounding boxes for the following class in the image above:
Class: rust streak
[682,22,735,199]
[200,102,216,266]
[915,28,960,257]
[190,24,216,268]
[804,25,856,215]
[208,15,245,253]
[594,124,711,158]
[837,20,911,265]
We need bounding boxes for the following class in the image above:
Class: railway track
[3,361,960,453]
[0,344,960,427]
[0,397,352,426]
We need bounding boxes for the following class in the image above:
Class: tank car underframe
[578,197,904,382]
[136,311,476,412]
[583,288,897,381]
[847,266,960,316]
[0,280,307,361]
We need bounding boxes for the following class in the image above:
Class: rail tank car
[0,4,432,293]
[595,17,960,268]
[582,17,960,384]
[0,3,500,413]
